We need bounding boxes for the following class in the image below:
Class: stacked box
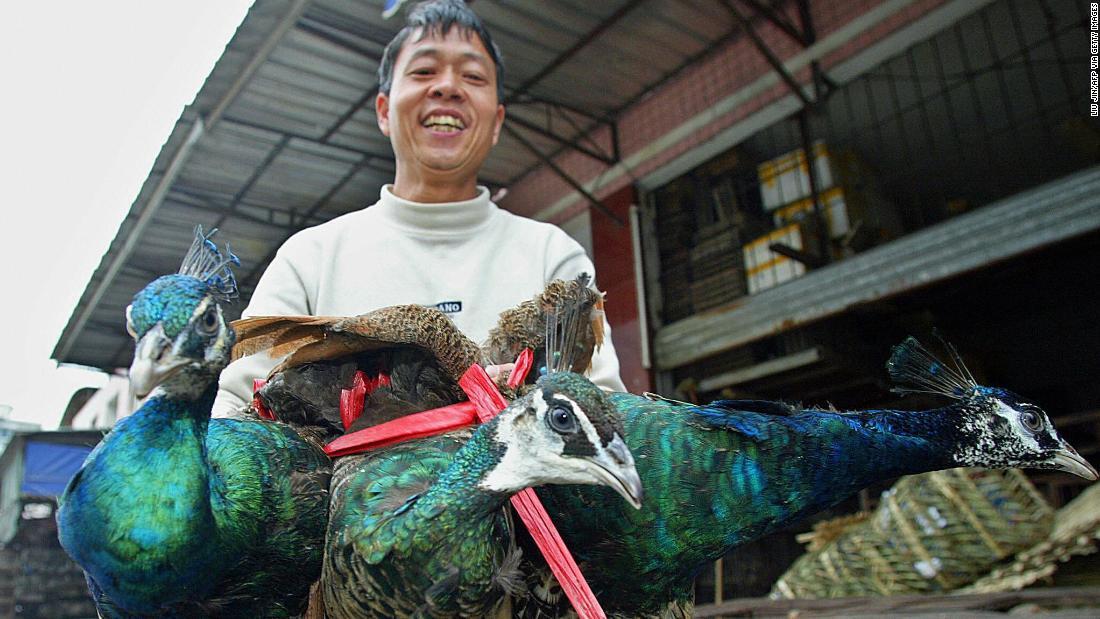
[773,186,903,242]
[758,141,842,211]
[772,187,852,238]
[743,224,811,294]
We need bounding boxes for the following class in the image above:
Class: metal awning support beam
[737,0,809,45]
[169,186,326,230]
[503,124,625,227]
[506,114,618,166]
[492,0,642,182]
[509,95,614,125]
[237,156,375,290]
[504,0,647,104]
[722,0,814,107]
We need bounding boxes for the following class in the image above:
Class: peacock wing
[200,417,332,617]
[322,434,460,617]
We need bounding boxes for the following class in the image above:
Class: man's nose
[430,68,463,100]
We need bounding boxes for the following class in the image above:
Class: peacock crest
[886,335,978,399]
[178,225,241,302]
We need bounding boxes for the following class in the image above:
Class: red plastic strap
[340,371,368,431]
[252,379,276,421]
[369,372,391,392]
[325,401,478,457]
[459,363,606,619]
[508,348,535,389]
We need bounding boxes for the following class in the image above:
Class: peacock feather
[56,226,331,617]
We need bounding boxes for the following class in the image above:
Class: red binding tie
[458,350,606,619]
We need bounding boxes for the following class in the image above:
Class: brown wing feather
[232,305,483,381]
[231,315,343,361]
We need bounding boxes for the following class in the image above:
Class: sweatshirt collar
[376,184,495,234]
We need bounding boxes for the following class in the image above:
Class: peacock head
[125,226,240,399]
[888,336,1097,480]
[479,371,644,509]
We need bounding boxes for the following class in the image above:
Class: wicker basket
[960,480,1100,593]
[771,468,1054,599]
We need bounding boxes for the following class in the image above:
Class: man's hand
[485,363,515,381]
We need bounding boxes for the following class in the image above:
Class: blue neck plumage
[786,403,966,509]
[141,382,218,431]
[423,417,511,516]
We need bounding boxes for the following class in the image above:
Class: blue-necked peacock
[521,337,1098,616]
[56,227,331,617]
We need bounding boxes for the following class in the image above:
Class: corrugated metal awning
[53,0,745,370]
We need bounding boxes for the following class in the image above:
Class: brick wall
[500,0,948,224]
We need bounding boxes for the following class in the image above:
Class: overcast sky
[0,1,255,427]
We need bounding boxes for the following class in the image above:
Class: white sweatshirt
[212,185,625,417]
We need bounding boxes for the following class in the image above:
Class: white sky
[0,1,255,428]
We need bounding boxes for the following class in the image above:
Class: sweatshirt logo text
[434,301,463,314]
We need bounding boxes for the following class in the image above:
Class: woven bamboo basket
[960,480,1100,593]
[771,468,1054,599]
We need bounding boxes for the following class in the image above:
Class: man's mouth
[422,114,466,133]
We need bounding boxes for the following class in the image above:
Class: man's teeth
[423,115,465,131]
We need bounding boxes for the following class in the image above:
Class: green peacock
[520,337,1098,616]
[56,227,331,617]
[321,368,642,618]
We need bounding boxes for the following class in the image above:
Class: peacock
[321,369,642,618]
[56,227,331,617]
[521,337,1099,617]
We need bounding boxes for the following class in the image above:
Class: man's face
[377,27,505,184]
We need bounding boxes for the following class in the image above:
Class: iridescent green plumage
[57,228,331,616]
[322,372,641,618]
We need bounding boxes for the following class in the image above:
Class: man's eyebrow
[405,47,490,68]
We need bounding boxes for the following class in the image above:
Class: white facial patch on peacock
[992,398,1043,452]
[954,397,1042,468]
[479,391,611,494]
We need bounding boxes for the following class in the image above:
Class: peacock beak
[129,325,189,398]
[587,434,645,510]
[1052,443,1099,481]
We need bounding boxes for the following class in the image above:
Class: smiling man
[212,0,625,416]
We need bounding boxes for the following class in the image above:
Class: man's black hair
[378,0,505,101]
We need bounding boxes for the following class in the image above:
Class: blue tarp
[21,440,92,497]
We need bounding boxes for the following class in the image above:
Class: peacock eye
[1020,409,1042,432]
[548,404,578,434]
[198,307,219,335]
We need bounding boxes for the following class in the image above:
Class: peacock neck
[142,382,216,430]
[422,418,512,518]
[845,404,965,478]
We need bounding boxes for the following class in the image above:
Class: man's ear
[491,104,505,146]
[376,92,391,137]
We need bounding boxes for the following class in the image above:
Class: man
[213,0,624,416]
